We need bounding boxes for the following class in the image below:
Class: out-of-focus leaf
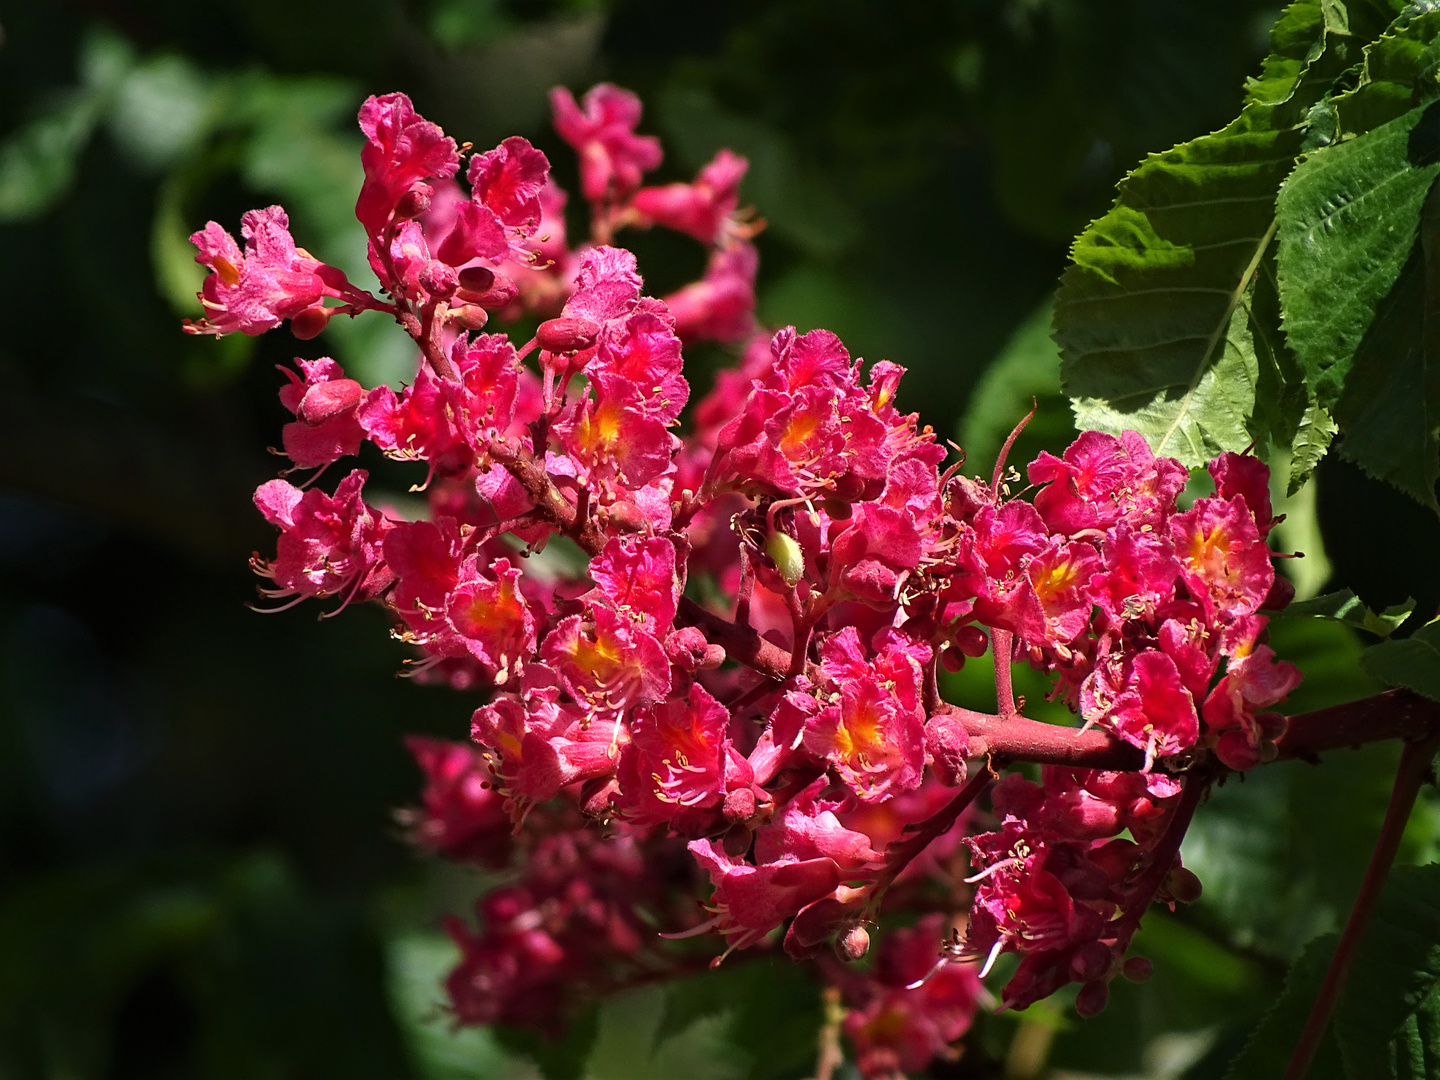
[957,300,1076,476]
[1278,589,1415,636]
[109,54,213,170]
[1362,618,1440,701]
[386,932,534,1080]
[494,1008,598,1080]
[1056,0,1404,468]
[585,985,749,1080]
[658,958,822,1080]
[0,29,135,221]
[1333,864,1440,1079]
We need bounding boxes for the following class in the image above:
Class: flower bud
[396,182,433,220]
[537,317,600,354]
[1261,574,1296,611]
[940,645,965,673]
[1075,981,1110,1018]
[1164,866,1203,904]
[317,263,351,291]
[1122,957,1153,983]
[1069,941,1113,983]
[835,926,870,962]
[419,260,459,298]
[450,304,489,330]
[924,715,970,786]
[456,271,518,309]
[766,530,805,587]
[456,266,495,295]
[290,305,332,340]
[955,625,989,657]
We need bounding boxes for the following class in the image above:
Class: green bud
[766,530,805,587]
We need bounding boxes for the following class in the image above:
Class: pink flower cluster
[189,85,1303,1077]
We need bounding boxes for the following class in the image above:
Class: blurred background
[4,1,1440,1077]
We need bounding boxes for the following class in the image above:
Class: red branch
[1282,725,1440,1080]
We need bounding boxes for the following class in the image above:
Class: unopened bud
[955,625,989,657]
[290,305,331,340]
[1261,574,1296,611]
[766,530,805,587]
[1069,941,1113,984]
[1075,980,1109,1018]
[456,271,518,309]
[537,317,600,354]
[317,263,351,291]
[456,266,495,294]
[940,645,965,673]
[835,926,870,962]
[395,183,433,220]
[450,304,489,330]
[1122,957,1153,983]
[419,260,458,298]
[1164,866,1203,904]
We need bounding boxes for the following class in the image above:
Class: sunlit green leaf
[1362,618,1440,701]
[1057,0,1403,468]
[1278,588,1416,636]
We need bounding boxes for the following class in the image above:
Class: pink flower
[356,92,460,236]
[550,84,662,203]
[616,683,746,827]
[664,240,759,343]
[803,628,928,802]
[471,667,625,816]
[436,136,551,267]
[631,148,748,244]
[687,839,843,951]
[447,556,536,684]
[1209,451,1276,536]
[1081,650,1199,767]
[1170,495,1275,620]
[404,737,513,867]
[588,536,680,633]
[1028,430,1187,535]
[186,207,328,336]
[277,358,365,469]
[1204,643,1301,769]
[252,469,391,606]
[542,606,670,716]
[754,778,882,870]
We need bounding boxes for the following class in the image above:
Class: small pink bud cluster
[189,86,1302,1077]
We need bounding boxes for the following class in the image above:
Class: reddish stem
[868,766,993,903]
[991,400,1037,494]
[1110,770,1208,952]
[992,628,1017,719]
[1282,727,1440,1080]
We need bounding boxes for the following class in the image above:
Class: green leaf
[1276,102,1440,410]
[1056,0,1402,468]
[1289,399,1340,494]
[1329,8,1440,141]
[1222,933,1346,1079]
[1362,618,1440,701]
[1278,588,1416,635]
[0,28,135,221]
[1333,864,1440,1078]
[1331,175,1440,511]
